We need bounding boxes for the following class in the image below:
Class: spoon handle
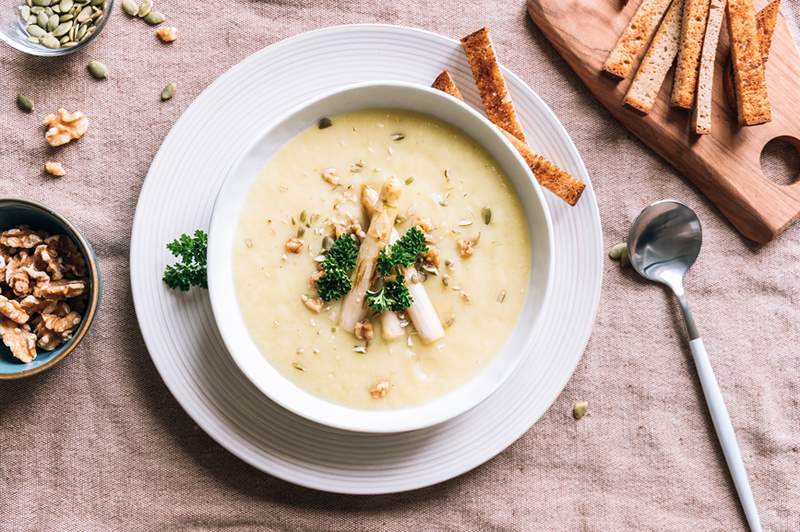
[689,337,762,532]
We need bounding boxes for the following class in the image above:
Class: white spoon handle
[689,338,762,532]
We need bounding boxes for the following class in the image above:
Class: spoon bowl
[627,200,702,290]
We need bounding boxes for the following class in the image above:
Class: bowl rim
[0,0,115,57]
[0,198,101,379]
[207,80,555,432]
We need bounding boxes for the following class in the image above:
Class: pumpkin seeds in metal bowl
[14,0,113,55]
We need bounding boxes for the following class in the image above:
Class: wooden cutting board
[527,0,800,243]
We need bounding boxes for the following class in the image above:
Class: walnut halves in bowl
[0,227,88,363]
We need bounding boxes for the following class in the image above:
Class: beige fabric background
[1,1,799,530]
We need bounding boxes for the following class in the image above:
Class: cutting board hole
[760,137,800,186]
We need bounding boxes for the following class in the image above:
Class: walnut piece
[34,244,63,280]
[284,237,304,254]
[301,294,323,313]
[354,320,374,342]
[424,245,441,267]
[0,318,37,363]
[321,167,339,186]
[45,161,66,177]
[43,108,89,148]
[369,379,390,399]
[0,295,29,324]
[457,239,474,258]
[0,227,45,248]
[35,310,81,351]
[156,26,177,43]
[5,252,32,297]
[33,279,86,300]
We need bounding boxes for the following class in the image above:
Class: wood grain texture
[528,0,800,243]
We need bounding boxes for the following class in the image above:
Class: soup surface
[234,108,531,409]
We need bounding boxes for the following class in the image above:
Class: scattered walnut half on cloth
[0,226,88,363]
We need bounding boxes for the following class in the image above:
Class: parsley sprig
[317,234,358,301]
[163,230,208,291]
[367,227,428,313]
[376,226,427,275]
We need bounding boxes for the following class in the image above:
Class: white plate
[130,24,603,494]
[207,81,555,433]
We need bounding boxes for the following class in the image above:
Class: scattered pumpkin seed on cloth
[160,82,176,101]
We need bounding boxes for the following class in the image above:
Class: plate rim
[129,23,604,494]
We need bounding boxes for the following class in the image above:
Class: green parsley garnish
[317,234,358,302]
[163,230,208,291]
[368,227,428,313]
[377,226,427,275]
[366,278,413,313]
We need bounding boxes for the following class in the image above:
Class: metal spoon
[627,200,762,532]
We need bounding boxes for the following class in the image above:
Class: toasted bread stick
[727,0,771,125]
[432,71,464,100]
[502,131,586,206]
[461,28,527,143]
[671,0,712,108]
[603,0,674,78]
[431,70,585,206]
[724,0,779,110]
[692,0,726,134]
[624,0,685,113]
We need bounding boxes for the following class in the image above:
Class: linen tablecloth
[1,1,798,530]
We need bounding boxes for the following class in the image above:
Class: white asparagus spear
[340,177,402,332]
[361,185,404,341]
[361,185,445,344]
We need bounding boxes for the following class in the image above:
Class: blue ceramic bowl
[0,199,101,379]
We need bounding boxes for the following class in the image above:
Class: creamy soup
[234,109,531,409]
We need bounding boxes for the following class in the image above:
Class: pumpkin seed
[390,132,405,141]
[27,24,46,37]
[27,15,37,24]
[404,176,414,185]
[51,3,60,12]
[75,4,91,22]
[58,0,72,10]
[120,0,137,15]
[15,94,34,113]
[160,81,176,101]
[608,242,626,260]
[75,23,86,39]
[52,20,71,36]
[86,59,107,79]
[62,40,77,47]
[44,6,53,15]
[25,36,40,44]
[32,0,50,6]
[47,12,59,29]
[41,33,60,48]
[36,11,47,26]
[321,235,334,252]
[317,117,332,129]
[572,401,589,420]
[91,0,104,5]
[59,12,73,20]
[497,289,507,303]
[291,362,306,372]
[30,6,44,14]
[136,0,151,16]
[299,209,307,223]
[143,10,164,24]
[481,206,492,225]
[19,5,31,19]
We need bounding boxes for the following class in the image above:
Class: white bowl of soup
[208,81,554,433]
